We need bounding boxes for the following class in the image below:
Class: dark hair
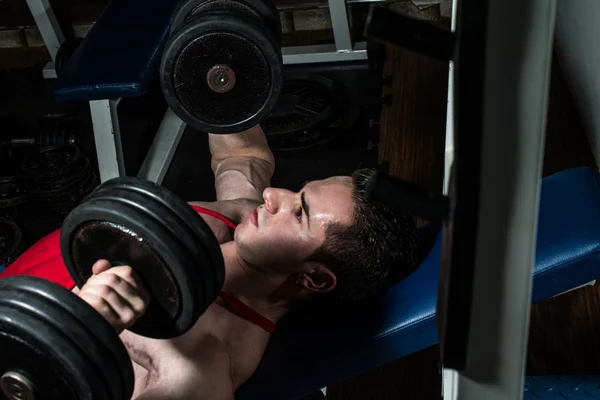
[307,169,419,304]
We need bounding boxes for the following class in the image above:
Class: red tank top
[0,205,275,333]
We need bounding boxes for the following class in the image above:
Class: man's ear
[297,265,337,293]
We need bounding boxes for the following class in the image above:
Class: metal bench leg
[281,0,367,64]
[25,0,64,62]
[89,99,126,182]
[137,108,186,184]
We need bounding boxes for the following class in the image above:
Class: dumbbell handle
[7,138,37,147]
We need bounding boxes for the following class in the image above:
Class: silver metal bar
[274,0,406,12]
[137,108,186,184]
[42,62,57,80]
[89,99,126,182]
[282,42,368,65]
[442,0,457,195]
[448,0,557,398]
[24,0,65,61]
[553,280,596,298]
[328,0,353,51]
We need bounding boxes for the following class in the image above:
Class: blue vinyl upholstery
[53,0,178,102]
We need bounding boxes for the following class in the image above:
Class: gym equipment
[0,176,28,209]
[161,0,283,134]
[22,146,96,215]
[0,114,79,149]
[21,145,80,178]
[0,276,134,400]
[170,0,281,45]
[0,219,22,266]
[61,177,225,338]
[262,75,344,137]
[0,177,225,400]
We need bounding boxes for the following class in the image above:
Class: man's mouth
[249,208,259,226]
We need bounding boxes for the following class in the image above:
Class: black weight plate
[266,125,344,153]
[0,206,18,221]
[9,276,134,400]
[162,11,283,134]
[82,185,218,311]
[21,145,80,177]
[34,155,89,188]
[171,0,258,33]
[61,197,202,338]
[0,176,27,198]
[0,276,115,400]
[0,218,22,266]
[170,0,281,45]
[41,170,96,206]
[262,75,344,136]
[0,176,28,208]
[0,279,128,400]
[84,178,225,306]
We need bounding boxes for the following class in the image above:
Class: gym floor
[2,38,600,400]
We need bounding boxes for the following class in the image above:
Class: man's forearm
[209,125,274,170]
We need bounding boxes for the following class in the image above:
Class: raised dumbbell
[160,0,283,134]
[0,177,225,400]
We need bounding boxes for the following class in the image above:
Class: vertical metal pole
[24,0,65,61]
[447,0,557,398]
[328,0,353,52]
[137,109,186,184]
[443,0,458,196]
[89,99,126,182]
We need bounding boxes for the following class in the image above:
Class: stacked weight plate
[161,0,283,134]
[0,218,22,267]
[21,145,97,215]
[262,74,358,153]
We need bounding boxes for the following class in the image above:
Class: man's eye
[295,207,302,222]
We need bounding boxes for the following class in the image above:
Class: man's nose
[263,188,294,214]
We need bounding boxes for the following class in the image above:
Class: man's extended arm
[209,125,275,202]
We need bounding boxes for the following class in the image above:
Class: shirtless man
[2,124,419,399]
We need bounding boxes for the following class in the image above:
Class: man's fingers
[82,284,141,328]
[78,292,124,332]
[104,266,151,309]
[80,263,150,333]
[92,259,112,275]
[87,271,148,316]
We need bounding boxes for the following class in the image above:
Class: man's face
[235,176,355,271]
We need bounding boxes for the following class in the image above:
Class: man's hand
[77,260,150,334]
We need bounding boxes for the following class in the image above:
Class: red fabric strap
[189,205,237,230]
[218,291,276,333]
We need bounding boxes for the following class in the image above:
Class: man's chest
[123,304,269,395]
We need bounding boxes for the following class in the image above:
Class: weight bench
[236,166,600,400]
[26,0,600,398]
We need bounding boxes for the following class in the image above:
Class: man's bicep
[213,156,274,202]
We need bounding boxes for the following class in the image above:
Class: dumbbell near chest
[160,0,283,134]
[0,177,225,400]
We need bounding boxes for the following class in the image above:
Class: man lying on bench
[1,125,420,400]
